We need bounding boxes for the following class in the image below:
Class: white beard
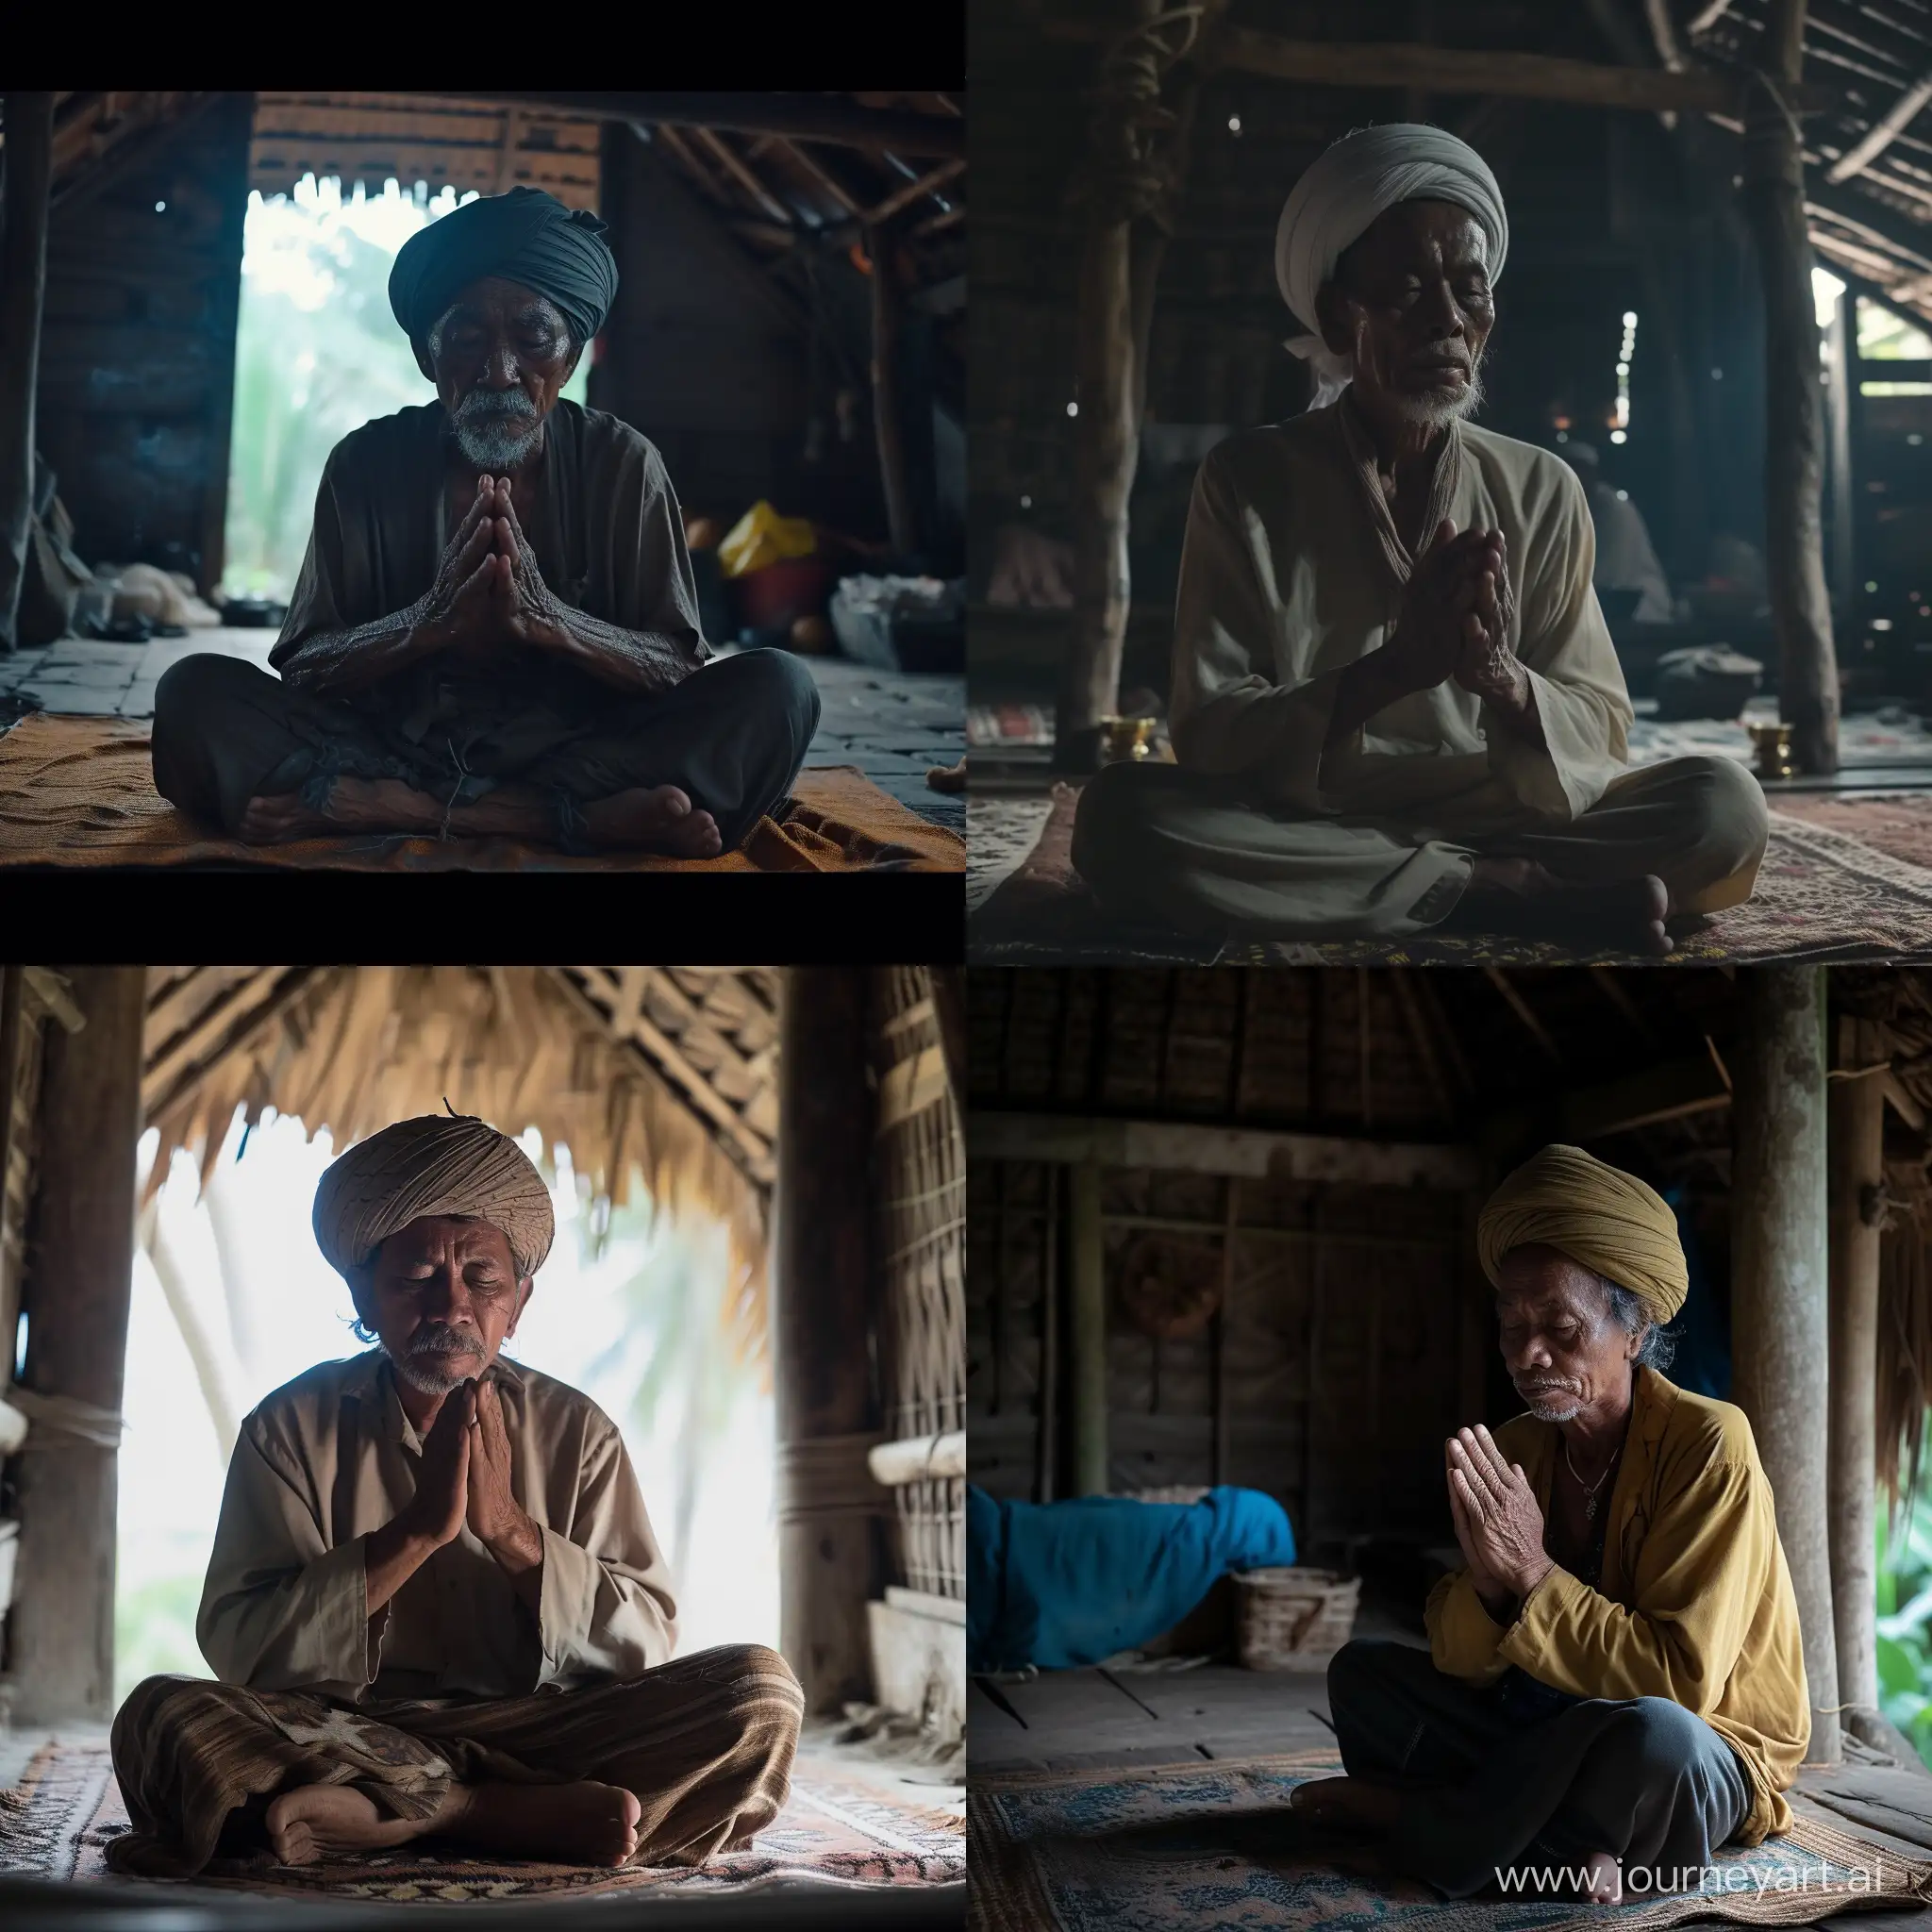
[1388,364,1487,432]
[388,1329,482,1395]
[1523,1389,1584,1423]
[451,392,541,469]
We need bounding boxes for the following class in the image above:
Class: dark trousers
[150,648,822,851]
[1327,1639,1752,1899]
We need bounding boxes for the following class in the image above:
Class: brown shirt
[269,401,709,765]
[197,1350,678,1703]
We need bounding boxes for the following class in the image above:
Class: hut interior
[968,964,1932,1924]
[0,965,965,1924]
[0,92,966,873]
[968,1,1932,961]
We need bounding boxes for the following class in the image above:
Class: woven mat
[0,1738,962,1902]
[0,714,963,874]
[969,785,1932,965]
[970,1750,1932,1932]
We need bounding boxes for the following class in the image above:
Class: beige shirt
[1170,396,1634,840]
[198,1351,678,1703]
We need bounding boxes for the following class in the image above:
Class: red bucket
[733,557,832,633]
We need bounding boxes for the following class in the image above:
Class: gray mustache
[408,1324,480,1356]
[458,390,538,422]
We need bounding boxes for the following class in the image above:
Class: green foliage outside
[115,1571,211,1700]
[222,179,590,602]
[1875,1481,1932,1764]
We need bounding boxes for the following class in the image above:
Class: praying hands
[1446,1424,1553,1621]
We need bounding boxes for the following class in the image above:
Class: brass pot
[1748,721,1795,781]
[1100,714,1157,763]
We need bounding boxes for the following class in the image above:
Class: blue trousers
[1326,1638,1752,1898]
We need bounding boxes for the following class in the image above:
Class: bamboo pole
[1740,0,1840,774]
[9,967,145,1724]
[774,969,880,1714]
[1069,1159,1108,1495]
[0,93,54,652]
[1828,1020,1884,1746]
[1731,967,1839,1764]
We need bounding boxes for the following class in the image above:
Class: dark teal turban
[388,186,619,351]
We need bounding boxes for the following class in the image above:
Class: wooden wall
[594,125,891,541]
[39,94,252,593]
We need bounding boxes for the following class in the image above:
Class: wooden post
[1824,282,1856,613]
[9,967,145,1724]
[774,969,880,1715]
[1731,966,1840,1764]
[1069,1159,1108,1495]
[1056,0,1172,774]
[0,93,55,653]
[1037,1163,1059,1504]
[1828,1017,1884,1742]
[1740,0,1840,774]
[868,226,916,557]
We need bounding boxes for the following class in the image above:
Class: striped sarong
[108,1643,804,1877]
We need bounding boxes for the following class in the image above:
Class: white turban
[1274,123,1508,409]
[313,1113,556,1282]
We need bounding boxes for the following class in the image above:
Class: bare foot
[264,1784,432,1866]
[441,1780,642,1868]
[1288,1774,1400,1835]
[1461,858,1673,958]
[237,778,442,844]
[1581,1847,1623,1903]
[581,785,724,858]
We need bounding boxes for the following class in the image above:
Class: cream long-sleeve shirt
[1424,1365,1809,1844]
[1169,395,1634,839]
[197,1350,678,1703]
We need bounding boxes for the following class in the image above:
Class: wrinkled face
[416,275,583,471]
[1315,198,1495,432]
[1493,1242,1640,1423]
[354,1214,531,1397]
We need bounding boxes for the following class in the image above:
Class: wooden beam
[869,225,916,556]
[0,93,53,653]
[1825,72,1932,184]
[431,92,965,159]
[774,969,880,1714]
[1743,0,1840,774]
[1829,1017,1884,1745]
[691,125,794,228]
[1068,1160,1108,1496]
[774,137,866,220]
[1732,967,1839,1765]
[970,1111,1481,1190]
[1041,23,1836,115]
[142,966,325,1127]
[1560,1054,1732,1141]
[1482,968,1563,1066]
[866,158,965,227]
[10,968,145,1724]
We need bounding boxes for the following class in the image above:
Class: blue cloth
[968,1484,1296,1672]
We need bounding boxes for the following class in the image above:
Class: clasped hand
[405,1374,532,1555]
[1446,1423,1553,1614]
[1385,519,1525,711]
[415,475,566,663]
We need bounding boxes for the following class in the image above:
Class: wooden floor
[970,1639,1932,1929]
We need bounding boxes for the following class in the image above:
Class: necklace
[1562,1440,1617,1522]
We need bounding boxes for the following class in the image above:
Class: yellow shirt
[1424,1364,1810,1843]
[198,1350,678,1703]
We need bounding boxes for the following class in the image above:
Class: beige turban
[312,1113,555,1281]
[1476,1143,1687,1324]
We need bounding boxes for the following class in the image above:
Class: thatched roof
[142,967,778,1352]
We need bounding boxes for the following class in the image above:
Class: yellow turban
[312,1113,555,1282]
[1476,1143,1687,1324]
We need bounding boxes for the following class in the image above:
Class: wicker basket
[1233,1568,1360,1671]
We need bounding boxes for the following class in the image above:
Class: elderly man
[108,1113,802,1877]
[151,188,819,857]
[1073,125,1768,955]
[1293,1145,1808,1903]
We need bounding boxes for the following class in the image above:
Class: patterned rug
[969,786,1932,966]
[970,1750,1932,1932]
[0,1739,963,1902]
